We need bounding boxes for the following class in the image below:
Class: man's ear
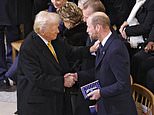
[40,26,45,35]
[95,24,101,32]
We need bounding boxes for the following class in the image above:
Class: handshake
[64,73,78,87]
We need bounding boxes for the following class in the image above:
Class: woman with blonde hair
[57,2,87,46]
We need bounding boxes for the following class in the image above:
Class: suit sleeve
[77,68,95,87]
[63,40,91,60]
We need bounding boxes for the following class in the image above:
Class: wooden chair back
[132,83,154,115]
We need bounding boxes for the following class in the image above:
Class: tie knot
[98,43,104,54]
[99,43,103,49]
[47,41,52,46]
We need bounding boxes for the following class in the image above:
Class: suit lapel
[52,40,71,72]
[95,33,114,68]
[32,32,63,71]
[42,49,62,70]
[95,46,106,68]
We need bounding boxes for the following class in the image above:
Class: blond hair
[57,2,83,26]
[33,11,60,33]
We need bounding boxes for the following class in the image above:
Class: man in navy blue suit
[86,12,137,115]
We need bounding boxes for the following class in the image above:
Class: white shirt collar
[101,31,112,46]
[37,34,49,45]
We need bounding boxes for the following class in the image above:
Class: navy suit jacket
[95,32,137,115]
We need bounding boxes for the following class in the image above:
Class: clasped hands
[64,73,78,87]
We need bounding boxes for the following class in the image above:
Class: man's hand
[64,73,78,87]
[119,21,128,39]
[144,42,154,52]
[90,40,100,53]
[87,89,101,100]
[119,21,128,33]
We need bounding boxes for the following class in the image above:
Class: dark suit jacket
[77,39,96,86]
[17,32,90,115]
[95,32,137,115]
[74,39,96,115]
[125,0,154,39]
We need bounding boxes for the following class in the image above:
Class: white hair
[33,11,60,34]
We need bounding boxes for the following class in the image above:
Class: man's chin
[90,36,97,40]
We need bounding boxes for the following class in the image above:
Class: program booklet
[80,80,101,99]
[80,80,101,115]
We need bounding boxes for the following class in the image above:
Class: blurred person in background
[0,0,22,90]
[120,0,154,82]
